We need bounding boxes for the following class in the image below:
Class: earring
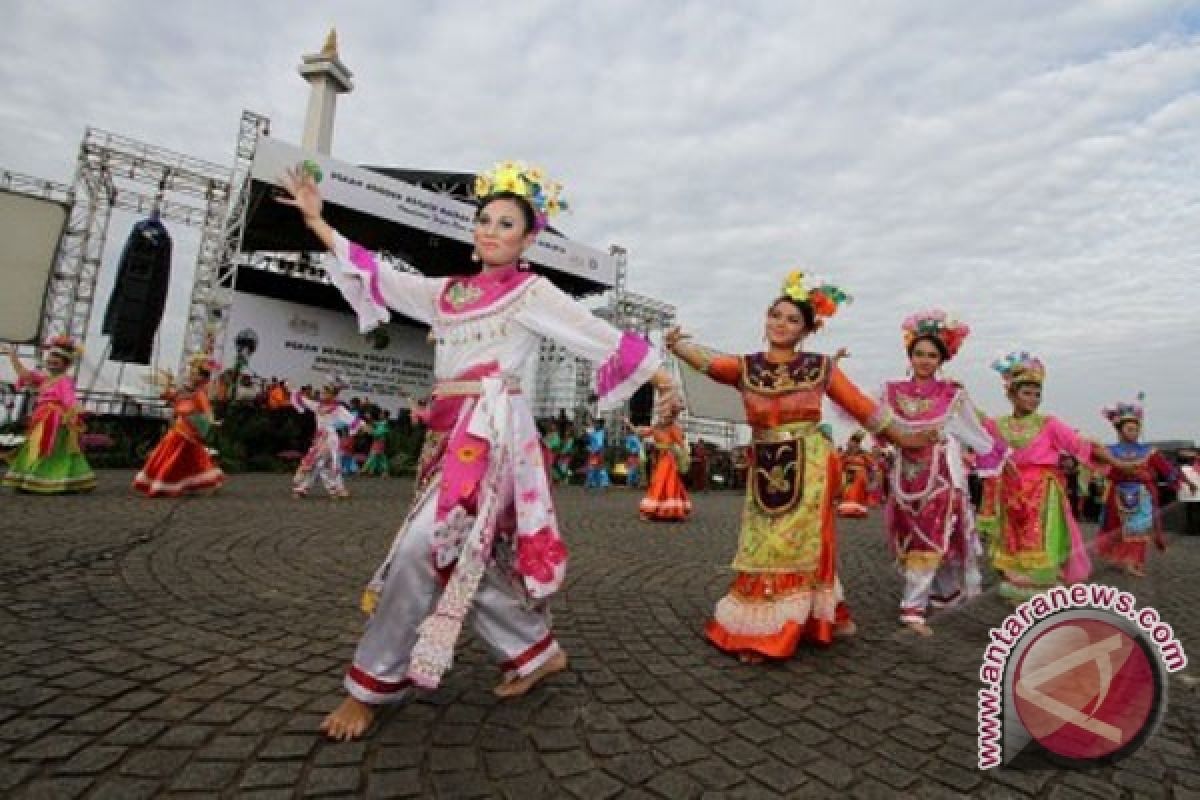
[471,250,480,263]
[518,259,530,271]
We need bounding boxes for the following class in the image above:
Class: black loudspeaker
[103,215,172,364]
[629,383,654,426]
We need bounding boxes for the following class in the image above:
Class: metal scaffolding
[179,110,270,371]
[29,126,238,381]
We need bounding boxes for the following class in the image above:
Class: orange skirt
[639,453,692,521]
[705,572,852,658]
[838,470,869,518]
[134,428,224,497]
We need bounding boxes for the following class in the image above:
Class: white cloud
[1,0,1197,440]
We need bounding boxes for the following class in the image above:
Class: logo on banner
[978,585,1186,769]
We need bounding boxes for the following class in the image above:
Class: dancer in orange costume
[667,271,934,663]
[629,401,692,521]
[133,355,224,497]
[837,431,870,517]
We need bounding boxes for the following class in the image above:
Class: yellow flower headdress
[780,270,852,325]
[472,160,568,233]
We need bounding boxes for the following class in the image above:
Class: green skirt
[3,426,96,494]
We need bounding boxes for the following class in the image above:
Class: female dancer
[667,271,934,663]
[837,431,870,517]
[1095,396,1194,577]
[277,160,676,739]
[292,376,360,500]
[2,338,95,494]
[629,401,692,521]
[881,311,1007,635]
[979,352,1115,601]
[133,355,224,496]
[360,410,391,477]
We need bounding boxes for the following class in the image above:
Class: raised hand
[277,165,324,221]
[664,326,689,352]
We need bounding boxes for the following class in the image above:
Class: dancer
[1094,396,1194,577]
[584,418,610,488]
[133,354,225,497]
[978,352,1115,602]
[1,338,95,494]
[361,410,391,477]
[277,159,676,740]
[292,375,360,500]
[837,431,871,517]
[553,423,575,484]
[881,311,1007,636]
[630,402,692,521]
[339,422,360,477]
[667,271,935,663]
[622,422,645,490]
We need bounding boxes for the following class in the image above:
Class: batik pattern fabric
[698,352,888,659]
[2,371,95,494]
[326,233,659,697]
[638,424,691,520]
[882,380,1007,622]
[133,385,224,496]
[1095,443,1181,571]
[978,414,1092,600]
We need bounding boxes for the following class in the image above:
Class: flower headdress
[902,309,970,361]
[1103,393,1145,427]
[472,160,568,233]
[780,270,852,325]
[991,350,1045,389]
[43,335,83,363]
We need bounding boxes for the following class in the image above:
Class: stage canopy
[240,138,614,299]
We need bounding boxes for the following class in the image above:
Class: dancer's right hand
[277,166,324,222]
[664,326,688,352]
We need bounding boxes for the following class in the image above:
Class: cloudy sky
[2,1,1198,441]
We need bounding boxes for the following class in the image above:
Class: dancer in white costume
[291,375,360,499]
[277,161,677,740]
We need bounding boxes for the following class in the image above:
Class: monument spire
[298,27,354,154]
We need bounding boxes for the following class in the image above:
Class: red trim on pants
[499,633,556,673]
[347,665,412,695]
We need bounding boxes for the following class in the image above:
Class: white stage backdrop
[250,138,616,287]
[225,291,434,410]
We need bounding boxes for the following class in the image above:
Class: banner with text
[250,137,616,286]
[225,291,434,410]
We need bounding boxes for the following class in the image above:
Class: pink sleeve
[1047,416,1094,466]
[16,370,45,390]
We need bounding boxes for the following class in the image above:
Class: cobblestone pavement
[1,471,1198,799]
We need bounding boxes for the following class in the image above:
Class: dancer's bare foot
[834,619,857,638]
[494,650,568,698]
[320,696,375,741]
[902,619,934,637]
[1127,565,1146,578]
[738,652,765,664]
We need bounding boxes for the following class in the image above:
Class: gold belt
[433,377,522,398]
[753,421,818,443]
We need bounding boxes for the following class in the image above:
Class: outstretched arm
[277,167,439,330]
[2,345,29,381]
[665,327,716,374]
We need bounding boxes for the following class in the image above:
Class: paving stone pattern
[1,472,1198,798]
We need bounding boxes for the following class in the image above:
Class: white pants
[899,556,981,623]
[294,439,345,496]
[345,485,559,704]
